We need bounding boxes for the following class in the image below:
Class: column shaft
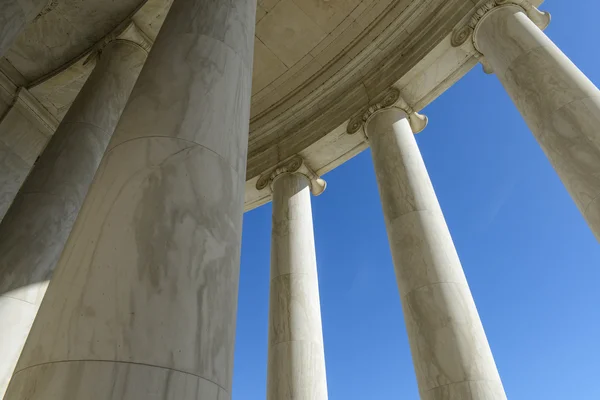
[367,108,505,400]
[0,39,146,398]
[268,173,328,400]
[3,0,256,397]
[0,0,48,57]
[475,5,600,242]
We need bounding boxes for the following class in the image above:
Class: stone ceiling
[2,0,523,209]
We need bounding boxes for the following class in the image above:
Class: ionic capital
[346,88,428,137]
[451,0,550,70]
[256,155,327,196]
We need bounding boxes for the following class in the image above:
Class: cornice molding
[247,0,471,161]
[0,69,17,99]
[256,155,327,196]
[451,0,550,51]
[346,88,428,137]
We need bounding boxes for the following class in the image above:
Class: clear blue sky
[233,1,600,398]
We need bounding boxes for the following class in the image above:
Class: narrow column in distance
[268,168,328,400]
[367,107,506,400]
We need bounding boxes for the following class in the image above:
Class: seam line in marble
[423,378,502,393]
[403,280,471,298]
[165,32,251,69]
[269,271,314,283]
[19,188,75,201]
[270,339,325,348]
[501,42,552,81]
[0,293,36,305]
[552,94,600,117]
[60,120,113,137]
[106,135,244,177]
[389,208,446,223]
[583,192,600,217]
[11,359,229,393]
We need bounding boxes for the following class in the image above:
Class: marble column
[267,168,328,400]
[3,0,256,398]
[0,38,147,398]
[474,4,600,242]
[1,0,48,57]
[366,107,505,400]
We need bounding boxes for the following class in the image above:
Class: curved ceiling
[2,0,525,209]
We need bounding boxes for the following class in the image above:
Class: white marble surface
[268,172,328,400]
[3,0,256,398]
[475,5,600,243]
[0,39,146,398]
[366,108,506,400]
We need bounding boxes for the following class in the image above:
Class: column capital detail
[451,0,550,71]
[256,155,327,196]
[346,88,428,137]
[84,21,152,65]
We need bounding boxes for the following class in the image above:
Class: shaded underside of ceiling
[2,0,483,178]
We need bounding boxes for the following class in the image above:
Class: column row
[0,1,599,400]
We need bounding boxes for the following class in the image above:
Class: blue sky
[233,1,600,398]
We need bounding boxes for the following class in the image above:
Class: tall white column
[473,3,600,242]
[3,0,256,398]
[366,107,505,400]
[266,160,328,400]
[0,0,48,57]
[0,38,147,398]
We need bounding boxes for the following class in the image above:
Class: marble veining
[6,360,228,400]
[475,5,600,242]
[13,137,245,389]
[3,0,256,398]
[367,108,506,400]
[0,39,147,398]
[107,0,255,176]
[268,173,328,400]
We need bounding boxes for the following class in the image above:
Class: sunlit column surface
[475,4,600,242]
[3,0,256,397]
[0,38,147,398]
[0,0,48,57]
[367,107,506,400]
[268,171,328,400]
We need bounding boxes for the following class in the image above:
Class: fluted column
[264,157,328,400]
[366,107,505,400]
[0,38,147,398]
[0,0,48,57]
[473,3,600,242]
[3,0,256,398]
